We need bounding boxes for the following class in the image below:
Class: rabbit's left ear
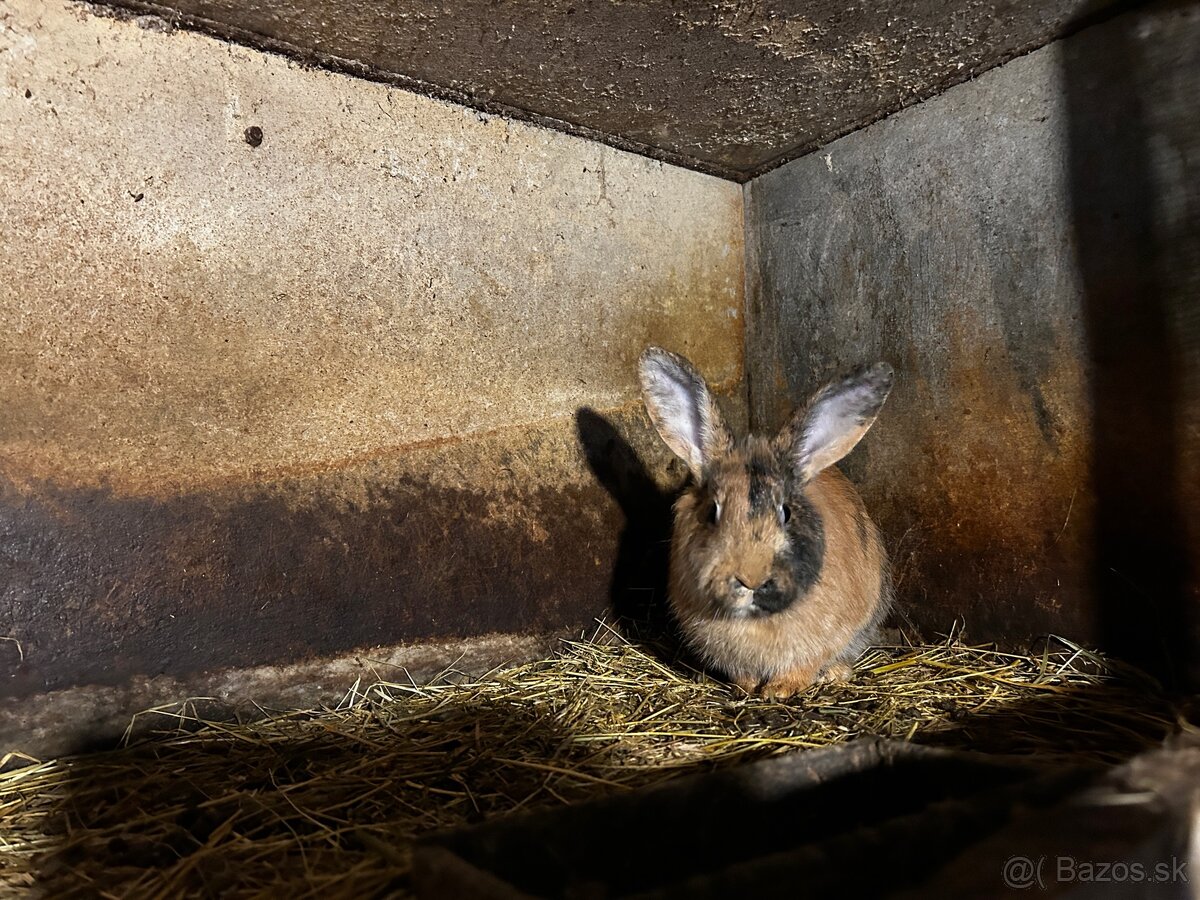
[638,347,732,479]
[779,363,894,483]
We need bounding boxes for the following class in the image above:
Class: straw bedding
[0,625,1188,898]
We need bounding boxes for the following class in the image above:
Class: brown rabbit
[638,347,894,698]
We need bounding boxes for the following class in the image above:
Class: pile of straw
[0,627,1187,898]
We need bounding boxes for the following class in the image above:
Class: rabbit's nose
[734,574,767,592]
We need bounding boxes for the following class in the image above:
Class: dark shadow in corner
[1062,0,1199,689]
[574,408,684,653]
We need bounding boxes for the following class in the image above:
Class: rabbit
[637,346,894,698]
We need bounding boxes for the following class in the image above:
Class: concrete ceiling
[101,0,1120,179]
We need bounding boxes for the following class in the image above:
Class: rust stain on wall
[745,6,1200,688]
[0,257,740,498]
[0,407,691,698]
[0,0,744,498]
[749,295,1095,645]
[743,44,1099,647]
[860,305,1094,643]
[0,0,746,704]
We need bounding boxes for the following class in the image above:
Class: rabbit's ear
[780,363,894,483]
[638,347,732,479]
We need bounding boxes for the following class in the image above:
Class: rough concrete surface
[1,0,743,496]
[0,0,744,715]
[746,2,1200,685]
[94,0,1123,180]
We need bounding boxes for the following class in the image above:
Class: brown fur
[670,464,890,697]
[639,347,894,698]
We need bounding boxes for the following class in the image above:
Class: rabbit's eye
[778,503,791,525]
[707,500,722,526]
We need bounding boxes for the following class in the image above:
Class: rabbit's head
[638,347,893,621]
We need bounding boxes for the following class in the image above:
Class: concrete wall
[0,0,744,711]
[746,2,1200,686]
[4,0,1197,757]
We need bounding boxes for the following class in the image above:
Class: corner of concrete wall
[742,1,1200,686]
[741,175,784,437]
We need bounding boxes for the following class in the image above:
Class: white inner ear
[799,381,880,475]
[644,363,706,472]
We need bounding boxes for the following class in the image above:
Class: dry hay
[0,627,1189,898]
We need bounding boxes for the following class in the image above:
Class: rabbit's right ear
[779,362,894,483]
[638,347,732,478]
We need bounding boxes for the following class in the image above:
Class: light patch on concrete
[0,0,743,496]
[0,630,569,761]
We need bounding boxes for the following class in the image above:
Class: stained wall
[745,2,1200,685]
[0,0,744,708]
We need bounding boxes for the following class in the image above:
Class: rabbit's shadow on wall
[574,407,694,662]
